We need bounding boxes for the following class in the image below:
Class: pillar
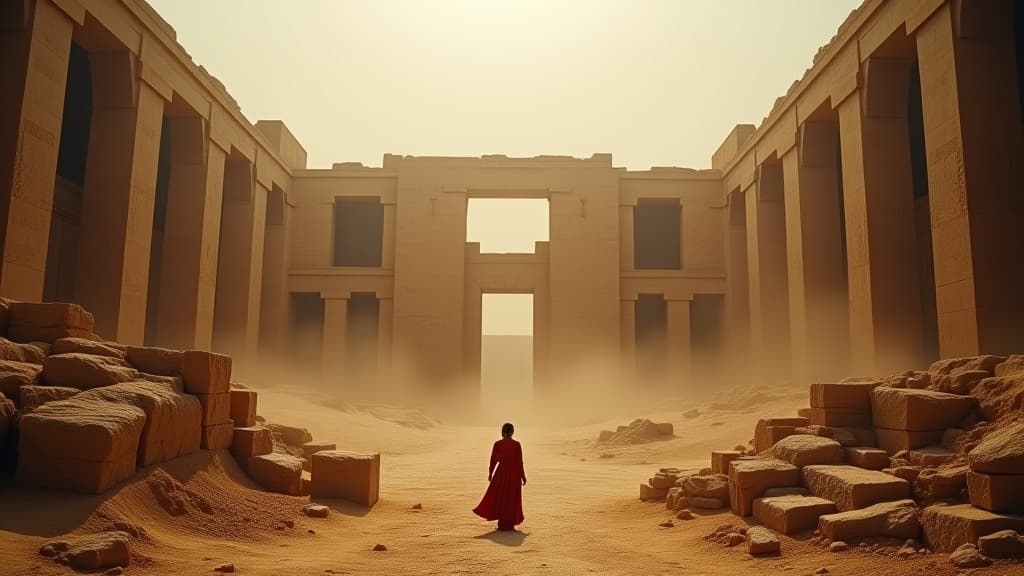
[914,1,1024,357]
[322,296,347,376]
[838,59,925,374]
[0,0,80,300]
[620,298,636,377]
[666,298,691,384]
[723,191,750,368]
[154,116,225,349]
[620,205,634,271]
[744,168,790,379]
[782,122,850,381]
[75,51,165,343]
[258,186,289,358]
[212,158,258,360]
[377,296,393,372]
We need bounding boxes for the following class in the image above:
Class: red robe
[473,437,525,529]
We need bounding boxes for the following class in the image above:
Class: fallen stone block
[195,392,230,426]
[303,504,330,518]
[972,375,1024,422]
[799,425,876,448]
[17,385,79,413]
[77,382,202,467]
[61,531,132,570]
[681,474,729,502]
[770,435,844,468]
[7,302,93,343]
[302,441,337,459]
[202,421,234,450]
[845,447,889,470]
[948,542,993,568]
[17,398,145,493]
[906,447,957,468]
[229,389,257,428]
[729,458,800,516]
[650,471,677,489]
[809,407,872,429]
[248,452,303,495]
[968,471,1024,513]
[655,422,673,435]
[0,339,46,365]
[870,387,977,431]
[818,499,920,541]
[311,450,380,506]
[640,483,668,501]
[811,381,883,410]
[754,418,809,453]
[875,428,944,454]
[269,423,313,446]
[977,529,1024,559]
[181,351,231,395]
[917,465,968,499]
[802,465,910,512]
[884,465,922,482]
[690,496,724,509]
[754,495,837,534]
[666,486,684,510]
[231,426,272,463]
[921,503,1024,552]
[0,359,42,401]
[711,450,743,474]
[52,338,125,360]
[41,353,137,390]
[125,346,183,376]
[968,420,1024,475]
[746,526,780,555]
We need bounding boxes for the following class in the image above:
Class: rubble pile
[638,354,1024,566]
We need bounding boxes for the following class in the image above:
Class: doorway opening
[346,292,380,381]
[635,294,668,381]
[467,198,548,253]
[480,293,533,420]
[289,292,324,365]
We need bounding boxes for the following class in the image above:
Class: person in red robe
[473,422,527,531]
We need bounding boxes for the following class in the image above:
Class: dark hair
[501,422,514,437]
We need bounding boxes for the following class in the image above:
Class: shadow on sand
[473,529,530,546]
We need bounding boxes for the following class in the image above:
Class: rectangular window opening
[333,197,383,267]
[467,198,549,254]
[634,198,681,270]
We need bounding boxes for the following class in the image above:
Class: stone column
[620,298,636,379]
[782,122,850,381]
[723,191,750,368]
[381,202,396,270]
[837,60,925,374]
[155,117,226,350]
[377,296,393,372]
[212,158,256,359]
[666,298,691,385]
[243,181,268,360]
[744,169,791,379]
[619,204,634,271]
[75,51,165,344]
[0,0,80,300]
[322,296,348,376]
[914,1,1024,356]
[258,187,288,359]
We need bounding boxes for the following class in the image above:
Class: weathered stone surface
[799,425,877,448]
[967,471,1024,513]
[7,302,93,343]
[61,531,131,570]
[809,407,872,429]
[770,435,844,468]
[17,385,79,413]
[41,353,137,390]
[931,356,1005,376]
[125,346,183,376]
[303,504,330,518]
[201,420,234,450]
[728,458,800,516]
[845,447,889,470]
[968,420,1024,475]
[302,441,336,459]
[0,359,42,401]
[640,483,668,501]
[712,450,743,474]
[228,388,257,428]
[802,465,910,512]
[870,387,977,431]
[681,474,729,502]
[995,356,1024,377]
[311,450,380,506]
[181,351,231,394]
[906,447,957,468]
[248,452,303,495]
[977,529,1024,559]
[746,526,780,555]
[754,495,837,534]
[133,372,184,393]
[948,543,992,568]
[754,418,808,453]
[269,423,313,446]
[917,465,968,499]
[921,503,1024,553]
[18,398,145,493]
[884,465,922,482]
[764,487,809,497]
[818,499,921,541]
[52,338,125,360]
[0,338,47,364]
[77,382,202,467]
[195,393,230,426]
[972,376,1024,422]
[690,496,725,509]
[810,381,883,410]
[231,426,272,462]
[875,428,944,454]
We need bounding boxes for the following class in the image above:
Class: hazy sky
[147,0,859,335]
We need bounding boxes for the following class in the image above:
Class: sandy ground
[2,382,1023,576]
